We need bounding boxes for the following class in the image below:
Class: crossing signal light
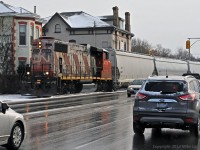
[186,40,190,49]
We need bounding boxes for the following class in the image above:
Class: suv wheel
[133,122,145,134]
[190,117,200,137]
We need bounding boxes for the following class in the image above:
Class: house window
[55,24,61,33]
[30,26,34,44]
[124,42,127,51]
[69,39,76,43]
[19,25,26,45]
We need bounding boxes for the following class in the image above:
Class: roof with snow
[0,1,40,19]
[44,11,112,28]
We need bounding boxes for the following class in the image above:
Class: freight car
[18,37,113,96]
[108,49,199,87]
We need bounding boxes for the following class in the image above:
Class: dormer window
[55,24,61,33]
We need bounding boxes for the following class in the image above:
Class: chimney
[34,6,36,14]
[113,6,119,27]
[125,12,131,32]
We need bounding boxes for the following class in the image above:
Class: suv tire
[190,117,200,137]
[133,122,145,134]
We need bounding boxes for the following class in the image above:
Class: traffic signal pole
[186,38,200,60]
[186,38,200,73]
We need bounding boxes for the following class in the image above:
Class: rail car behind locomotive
[19,37,113,96]
[108,49,198,87]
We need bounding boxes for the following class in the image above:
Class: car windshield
[144,81,185,93]
[130,80,145,85]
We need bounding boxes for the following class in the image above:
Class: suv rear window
[144,81,185,93]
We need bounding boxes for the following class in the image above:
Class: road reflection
[132,129,199,150]
[22,95,129,150]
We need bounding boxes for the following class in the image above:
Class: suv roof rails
[183,75,195,79]
[182,73,200,79]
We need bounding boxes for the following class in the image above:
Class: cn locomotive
[19,37,113,96]
[18,37,200,96]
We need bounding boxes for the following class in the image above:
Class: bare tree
[0,16,18,93]
[153,44,171,57]
[131,38,152,54]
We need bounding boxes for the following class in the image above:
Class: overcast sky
[4,0,200,56]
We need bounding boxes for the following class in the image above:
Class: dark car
[133,75,200,137]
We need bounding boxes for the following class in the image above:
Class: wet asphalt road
[1,92,200,150]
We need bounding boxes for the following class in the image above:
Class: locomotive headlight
[45,71,49,75]
[27,72,30,75]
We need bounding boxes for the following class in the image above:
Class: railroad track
[6,92,124,114]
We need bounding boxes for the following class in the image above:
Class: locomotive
[18,37,200,96]
[19,37,114,96]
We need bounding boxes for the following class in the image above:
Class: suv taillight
[179,94,196,101]
[135,93,147,100]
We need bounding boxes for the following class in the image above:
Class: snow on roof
[0,1,14,13]
[60,12,111,28]
[0,1,34,14]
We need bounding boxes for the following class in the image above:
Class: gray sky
[4,0,200,56]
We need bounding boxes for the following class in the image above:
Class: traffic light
[186,40,190,49]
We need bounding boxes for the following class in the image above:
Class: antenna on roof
[166,69,168,78]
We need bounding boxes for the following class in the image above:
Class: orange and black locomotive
[19,37,114,96]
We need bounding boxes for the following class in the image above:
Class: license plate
[157,103,168,108]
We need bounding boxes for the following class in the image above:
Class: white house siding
[69,34,112,48]
[14,18,42,69]
[44,15,70,41]
[112,31,131,52]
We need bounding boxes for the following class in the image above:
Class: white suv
[0,101,26,150]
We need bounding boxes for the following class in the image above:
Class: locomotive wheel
[69,83,76,94]
[75,83,83,93]
[95,82,103,92]
[102,83,109,92]
[62,83,68,94]
[107,81,113,92]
